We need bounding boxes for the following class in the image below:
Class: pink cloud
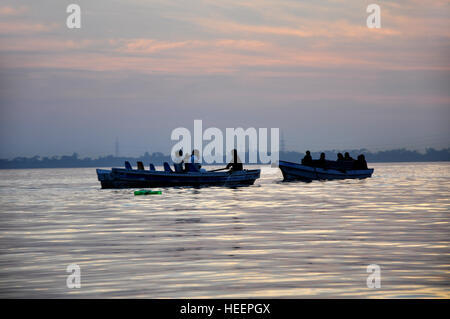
[0,21,58,35]
[113,38,268,55]
[0,5,28,17]
[0,0,447,77]
[0,38,94,52]
[1,33,447,76]
[121,39,194,54]
[196,19,401,39]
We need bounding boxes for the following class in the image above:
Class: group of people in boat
[301,150,368,170]
[133,148,368,173]
[173,149,243,173]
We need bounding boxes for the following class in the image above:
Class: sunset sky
[0,0,449,158]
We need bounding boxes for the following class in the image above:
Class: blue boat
[278,160,374,182]
[96,162,260,189]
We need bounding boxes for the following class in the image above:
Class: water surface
[0,163,449,298]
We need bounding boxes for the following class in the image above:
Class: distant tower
[280,130,286,153]
[115,137,119,157]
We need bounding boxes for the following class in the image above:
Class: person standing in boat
[301,150,313,166]
[226,149,243,172]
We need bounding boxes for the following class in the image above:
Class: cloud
[1,0,449,157]
[0,38,94,52]
[0,21,58,35]
[194,18,401,39]
[1,32,446,76]
[114,39,197,54]
[113,38,268,54]
[0,5,28,17]
[0,1,447,75]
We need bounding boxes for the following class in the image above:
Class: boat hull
[279,160,374,182]
[96,168,260,189]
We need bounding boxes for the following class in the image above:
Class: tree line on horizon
[0,148,449,169]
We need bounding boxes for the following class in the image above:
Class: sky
[0,0,449,158]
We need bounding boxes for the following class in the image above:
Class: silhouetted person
[189,149,204,172]
[344,152,354,161]
[335,152,347,171]
[190,149,199,164]
[301,150,313,166]
[174,149,184,172]
[226,149,243,172]
[354,154,368,170]
[318,152,326,168]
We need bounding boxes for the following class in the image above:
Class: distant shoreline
[1,162,450,171]
[1,148,448,169]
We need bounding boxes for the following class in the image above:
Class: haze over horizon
[0,0,449,159]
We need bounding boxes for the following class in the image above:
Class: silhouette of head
[320,152,325,160]
[306,150,311,155]
[337,153,344,160]
[344,152,350,159]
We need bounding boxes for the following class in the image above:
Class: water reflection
[0,163,449,298]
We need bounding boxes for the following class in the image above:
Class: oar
[209,167,228,172]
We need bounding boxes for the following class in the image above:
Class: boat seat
[149,163,156,171]
[163,162,173,173]
[137,161,145,170]
[125,161,132,170]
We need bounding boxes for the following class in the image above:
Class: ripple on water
[0,163,449,298]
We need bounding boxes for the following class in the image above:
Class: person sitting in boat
[188,149,206,172]
[317,152,327,168]
[226,149,243,172]
[190,149,199,164]
[173,149,184,172]
[301,150,313,166]
[354,154,368,170]
[344,152,354,161]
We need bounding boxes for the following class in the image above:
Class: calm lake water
[0,163,449,298]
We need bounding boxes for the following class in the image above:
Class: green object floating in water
[134,190,162,196]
